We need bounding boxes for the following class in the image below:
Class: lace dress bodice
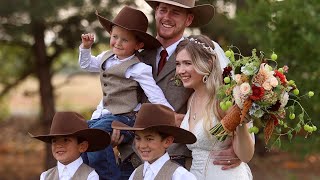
[180,110,253,180]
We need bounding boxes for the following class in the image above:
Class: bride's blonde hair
[175,35,226,136]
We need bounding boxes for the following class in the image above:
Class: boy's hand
[81,33,94,49]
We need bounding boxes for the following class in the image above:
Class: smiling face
[155,3,194,47]
[110,26,144,60]
[134,129,174,164]
[51,136,88,165]
[176,49,204,89]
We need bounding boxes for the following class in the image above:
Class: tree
[234,0,320,152]
[0,0,136,168]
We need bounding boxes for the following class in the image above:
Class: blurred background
[0,0,319,179]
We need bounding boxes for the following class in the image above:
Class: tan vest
[100,51,142,114]
[44,163,94,180]
[133,160,180,180]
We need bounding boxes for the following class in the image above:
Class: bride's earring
[203,75,208,83]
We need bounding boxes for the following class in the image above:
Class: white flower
[280,92,289,107]
[233,86,244,109]
[240,82,251,95]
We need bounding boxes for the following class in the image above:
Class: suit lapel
[156,53,176,82]
[140,49,176,82]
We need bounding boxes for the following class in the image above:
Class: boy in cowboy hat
[29,112,111,180]
[112,103,197,180]
[79,5,174,179]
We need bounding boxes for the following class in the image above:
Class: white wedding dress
[180,110,253,180]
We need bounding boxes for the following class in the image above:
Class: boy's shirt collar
[57,156,83,178]
[143,152,170,177]
[113,54,135,62]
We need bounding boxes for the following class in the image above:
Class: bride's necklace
[192,94,198,121]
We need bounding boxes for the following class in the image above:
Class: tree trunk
[32,21,56,169]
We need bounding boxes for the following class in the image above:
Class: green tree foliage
[0,0,135,168]
[235,0,320,152]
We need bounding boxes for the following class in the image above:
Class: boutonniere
[170,75,182,87]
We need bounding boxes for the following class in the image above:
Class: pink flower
[235,74,242,84]
[262,81,273,91]
[240,82,251,95]
[269,76,279,87]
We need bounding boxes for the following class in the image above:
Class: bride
[175,35,254,180]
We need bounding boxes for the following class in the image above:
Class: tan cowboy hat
[112,103,196,144]
[145,0,215,27]
[96,6,162,49]
[29,112,110,152]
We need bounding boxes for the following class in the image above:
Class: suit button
[104,83,107,86]
[103,74,106,77]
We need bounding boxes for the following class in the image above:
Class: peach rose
[240,82,251,95]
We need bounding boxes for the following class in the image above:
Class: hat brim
[29,129,110,152]
[96,11,162,49]
[112,121,196,144]
[146,1,215,27]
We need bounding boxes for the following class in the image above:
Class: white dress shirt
[79,47,174,119]
[129,152,197,180]
[40,157,99,180]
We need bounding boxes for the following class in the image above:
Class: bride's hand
[211,145,241,170]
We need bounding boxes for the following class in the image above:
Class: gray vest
[100,51,142,114]
[133,160,180,180]
[44,163,94,180]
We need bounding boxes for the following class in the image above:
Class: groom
[110,0,241,178]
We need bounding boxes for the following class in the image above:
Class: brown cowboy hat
[112,103,196,144]
[96,6,162,49]
[29,112,110,152]
[145,0,215,27]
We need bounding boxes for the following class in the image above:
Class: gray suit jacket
[118,49,193,162]
[142,49,193,157]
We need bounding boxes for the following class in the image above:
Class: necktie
[157,50,168,75]
[61,166,71,180]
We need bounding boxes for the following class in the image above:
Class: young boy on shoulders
[112,103,197,180]
[29,112,110,180]
[79,6,174,179]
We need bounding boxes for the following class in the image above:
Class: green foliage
[0,0,136,94]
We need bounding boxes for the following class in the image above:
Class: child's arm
[78,33,104,72]
[127,63,174,110]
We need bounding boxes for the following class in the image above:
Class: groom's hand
[111,129,124,147]
[211,145,241,170]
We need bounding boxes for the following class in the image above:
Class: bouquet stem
[210,99,253,141]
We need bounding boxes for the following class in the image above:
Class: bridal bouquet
[210,47,316,145]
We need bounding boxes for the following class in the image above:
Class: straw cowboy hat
[145,0,215,27]
[112,103,196,144]
[29,112,110,152]
[96,6,162,49]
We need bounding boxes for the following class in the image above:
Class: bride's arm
[233,123,255,163]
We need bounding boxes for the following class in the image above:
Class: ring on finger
[227,160,231,164]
